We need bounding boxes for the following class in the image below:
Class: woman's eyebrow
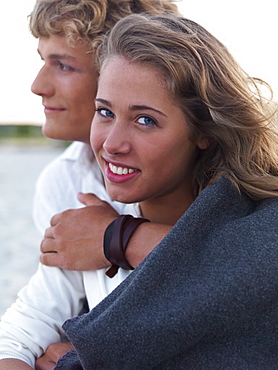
[95,99,166,117]
[95,98,167,117]
[130,105,167,117]
[95,98,112,107]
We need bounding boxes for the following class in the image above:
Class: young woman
[54,13,278,368]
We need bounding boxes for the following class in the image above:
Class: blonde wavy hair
[29,0,180,50]
[97,14,278,200]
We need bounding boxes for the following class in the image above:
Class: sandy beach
[0,144,63,316]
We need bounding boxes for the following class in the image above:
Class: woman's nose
[31,66,54,97]
[103,122,132,155]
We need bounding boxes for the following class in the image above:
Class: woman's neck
[139,193,194,226]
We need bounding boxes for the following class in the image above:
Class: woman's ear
[197,137,210,150]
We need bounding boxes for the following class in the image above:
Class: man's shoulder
[37,142,94,181]
[51,141,94,165]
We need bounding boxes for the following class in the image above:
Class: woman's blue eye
[138,116,156,126]
[97,108,114,118]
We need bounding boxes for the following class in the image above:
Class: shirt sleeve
[32,143,86,236]
[0,264,85,367]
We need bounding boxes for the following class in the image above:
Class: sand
[0,144,63,316]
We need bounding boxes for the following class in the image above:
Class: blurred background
[0,0,277,316]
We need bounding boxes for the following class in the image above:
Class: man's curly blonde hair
[29,0,180,50]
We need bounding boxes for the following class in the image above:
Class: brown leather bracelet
[104,215,150,278]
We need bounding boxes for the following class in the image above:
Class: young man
[0,1,179,369]
[31,0,178,269]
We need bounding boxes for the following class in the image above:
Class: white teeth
[109,163,136,175]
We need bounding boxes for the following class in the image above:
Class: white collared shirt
[0,142,140,367]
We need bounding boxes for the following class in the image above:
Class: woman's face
[31,35,98,144]
[91,57,206,211]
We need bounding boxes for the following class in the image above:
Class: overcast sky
[0,0,276,124]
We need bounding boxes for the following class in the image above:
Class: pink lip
[104,160,140,184]
[44,105,66,114]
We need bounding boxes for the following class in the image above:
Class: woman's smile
[105,160,141,183]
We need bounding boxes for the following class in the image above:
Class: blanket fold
[56,177,278,369]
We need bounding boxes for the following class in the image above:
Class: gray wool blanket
[55,177,278,369]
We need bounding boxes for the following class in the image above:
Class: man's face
[31,35,98,144]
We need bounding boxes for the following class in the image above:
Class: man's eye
[96,108,114,118]
[59,62,74,71]
[137,116,156,126]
